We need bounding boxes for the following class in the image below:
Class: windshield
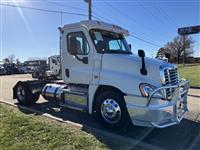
[29,62,39,67]
[90,29,131,54]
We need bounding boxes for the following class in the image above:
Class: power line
[149,1,177,29]
[153,0,178,27]
[0,2,101,21]
[46,1,106,21]
[93,2,162,47]
[129,34,161,47]
[101,0,161,35]
[97,16,161,47]
[0,3,88,17]
[136,0,175,31]
[46,1,87,11]
[0,2,162,47]
[91,12,161,47]
[101,0,138,23]
[91,14,103,21]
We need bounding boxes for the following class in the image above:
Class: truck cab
[45,55,61,79]
[13,20,189,129]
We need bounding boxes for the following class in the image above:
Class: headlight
[139,83,163,98]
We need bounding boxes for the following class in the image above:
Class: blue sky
[0,0,199,62]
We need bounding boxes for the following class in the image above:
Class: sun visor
[81,20,129,36]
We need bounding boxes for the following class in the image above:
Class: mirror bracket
[138,50,147,75]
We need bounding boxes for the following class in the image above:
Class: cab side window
[52,59,57,65]
[67,32,90,55]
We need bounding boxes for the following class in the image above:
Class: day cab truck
[25,59,47,73]
[46,55,61,79]
[32,55,61,80]
[13,20,189,129]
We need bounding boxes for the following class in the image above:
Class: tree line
[156,35,195,63]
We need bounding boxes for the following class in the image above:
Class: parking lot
[0,74,200,150]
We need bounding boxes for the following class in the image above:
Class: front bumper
[124,80,189,128]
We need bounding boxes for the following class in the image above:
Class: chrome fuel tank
[42,84,67,101]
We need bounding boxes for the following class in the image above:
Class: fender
[88,70,161,114]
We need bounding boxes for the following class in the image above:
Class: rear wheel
[32,71,38,78]
[16,83,40,105]
[96,90,130,129]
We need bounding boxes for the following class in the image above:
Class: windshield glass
[90,29,131,54]
[29,62,38,67]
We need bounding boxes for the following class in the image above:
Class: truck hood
[101,54,174,86]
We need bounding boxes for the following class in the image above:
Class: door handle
[65,69,69,77]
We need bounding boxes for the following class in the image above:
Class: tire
[16,83,40,105]
[96,90,131,129]
[32,71,38,78]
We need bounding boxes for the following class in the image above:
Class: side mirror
[138,49,145,57]
[165,53,170,59]
[82,57,88,64]
[128,44,132,50]
[138,49,147,75]
[69,37,78,55]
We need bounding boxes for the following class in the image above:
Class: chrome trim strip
[160,64,177,84]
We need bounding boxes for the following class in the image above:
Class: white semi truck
[32,55,61,79]
[45,55,61,79]
[13,20,189,129]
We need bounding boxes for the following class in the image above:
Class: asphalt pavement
[0,74,200,150]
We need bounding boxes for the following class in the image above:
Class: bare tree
[3,58,10,64]
[8,54,15,63]
[16,58,21,65]
[156,35,195,63]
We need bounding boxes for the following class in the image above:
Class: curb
[0,100,83,128]
[0,99,163,150]
[190,86,200,89]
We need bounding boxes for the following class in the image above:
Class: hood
[101,54,174,86]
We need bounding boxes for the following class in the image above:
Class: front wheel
[96,91,131,129]
[16,83,40,105]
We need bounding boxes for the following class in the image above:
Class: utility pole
[88,0,92,20]
[177,48,180,64]
[60,10,63,26]
[182,35,186,66]
[84,0,92,20]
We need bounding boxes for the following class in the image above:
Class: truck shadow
[16,101,200,150]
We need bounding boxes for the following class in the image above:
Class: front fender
[99,69,161,95]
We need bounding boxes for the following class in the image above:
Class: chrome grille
[164,68,179,99]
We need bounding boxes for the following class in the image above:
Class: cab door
[62,28,94,85]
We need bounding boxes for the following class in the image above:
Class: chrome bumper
[124,80,190,128]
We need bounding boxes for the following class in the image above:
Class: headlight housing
[139,83,164,99]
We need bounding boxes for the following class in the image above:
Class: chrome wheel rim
[101,99,121,124]
[17,86,25,101]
